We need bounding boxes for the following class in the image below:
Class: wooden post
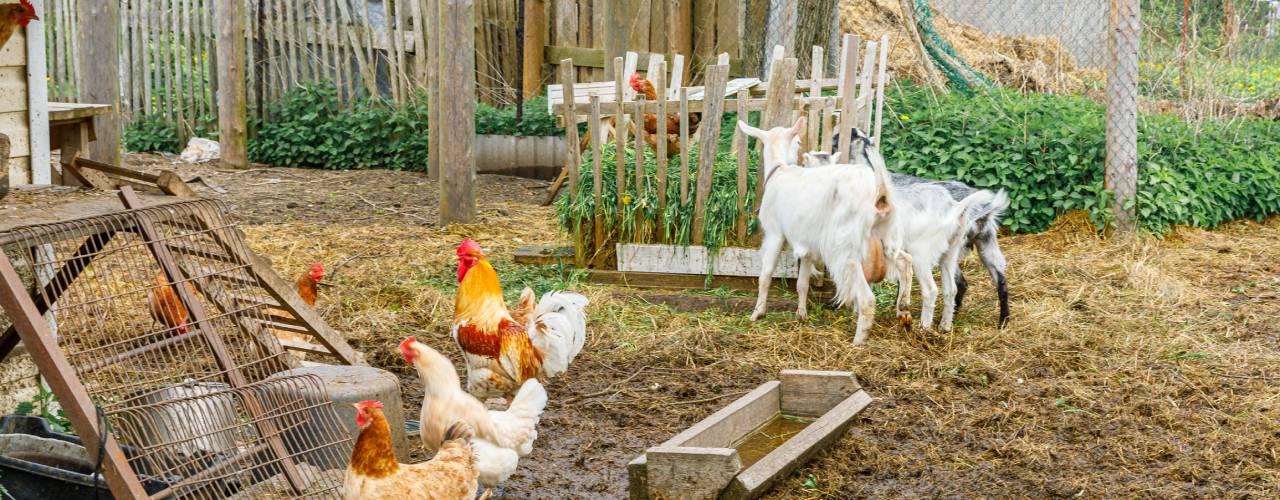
[439,0,477,225]
[522,0,546,98]
[215,0,248,169]
[669,0,693,74]
[655,61,669,223]
[691,64,728,246]
[856,40,878,131]
[756,56,797,209]
[873,35,889,142]
[559,60,580,202]
[77,0,121,166]
[734,89,749,242]
[692,0,716,74]
[807,46,823,154]
[426,0,441,179]
[614,57,629,213]
[590,97,604,257]
[1105,0,1140,232]
[836,34,858,157]
[679,87,690,205]
[26,0,51,184]
[603,0,626,79]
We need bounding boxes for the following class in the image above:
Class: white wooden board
[616,244,800,278]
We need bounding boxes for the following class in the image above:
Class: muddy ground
[4,154,1278,498]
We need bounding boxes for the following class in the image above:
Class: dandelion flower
[622,194,633,205]
[900,114,911,121]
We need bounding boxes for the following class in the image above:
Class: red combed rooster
[401,338,545,488]
[453,238,589,400]
[0,0,38,50]
[629,72,702,156]
[343,401,480,500]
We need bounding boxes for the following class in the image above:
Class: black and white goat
[738,118,905,345]
[828,131,1011,328]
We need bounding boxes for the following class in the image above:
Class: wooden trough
[629,370,872,499]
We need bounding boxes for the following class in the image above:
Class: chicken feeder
[629,370,872,499]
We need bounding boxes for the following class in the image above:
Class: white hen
[522,289,589,379]
[400,338,546,487]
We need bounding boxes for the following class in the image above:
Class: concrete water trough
[629,370,872,499]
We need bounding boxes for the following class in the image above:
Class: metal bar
[117,187,310,494]
[0,252,151,499]
[0,230,117,362]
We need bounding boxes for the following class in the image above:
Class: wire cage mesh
[0,199,353,499]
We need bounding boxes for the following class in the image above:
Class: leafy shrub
[882,84,1280,234]
[249,84,430,171]
[124,114,182,153]
[475,96,563,137]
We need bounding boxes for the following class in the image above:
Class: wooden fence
[550,33,891,267]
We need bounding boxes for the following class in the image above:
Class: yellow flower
[1154,63,1163,70]
[1248,85,1256,92]
[622,194,633,205]
[899,114,911,121]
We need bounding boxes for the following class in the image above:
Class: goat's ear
[789,117,806,137]
[831,152,843,164]
[738,120,764,139]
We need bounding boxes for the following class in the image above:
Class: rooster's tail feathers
[443,420,474,443]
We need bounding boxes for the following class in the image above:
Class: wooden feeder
[628,370,872,499]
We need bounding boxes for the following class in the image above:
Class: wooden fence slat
[648,0,665,55]
[119,0,132,121]
[559,59,580,203]
[807,45,823,153]
[630,0,650,53]
[668,53,684,100]
[65,0,78,100]
[632,97,646,208]
[174,0,187,137]
[141,0,152,113]
[613,56,628,213]
[836,33,858,159]
[874,34,889,141]
[409,0,425,89]
[389,0,406,101]
[678,86,689,205]
[735,88,749,242]
[820,101,835,153]
[165,0,177,123]
[755,56,797,210]
[330,0,346,95]
[334,0,376,96]
[655,61,668,226]
[691,63,728,246]
[590,96,604,258]
[857,40,877,130]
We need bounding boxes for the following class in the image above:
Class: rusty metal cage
[0,193,358,498]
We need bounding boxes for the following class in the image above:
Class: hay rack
[0,188,364,498]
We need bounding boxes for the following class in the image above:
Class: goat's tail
[948,190,997,243]
[968,189,1009,232]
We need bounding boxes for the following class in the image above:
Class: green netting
[914,0,994,96]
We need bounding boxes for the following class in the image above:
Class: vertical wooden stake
[807,45,824,154]
[734,89,749,242]
[614,57,629,213]
[691,64,729,246]
[873,35,889,142]
[655,61,669,231]
[836,33,859,157]
[679,87,690,206]
[215,0,248,169]
[426,0,441,179]
[523,0,546,98]
[439,0,477,225]
[590,97,604,261]
[77,0,122,166]
[603,0,626,79]
[559,60,580,202]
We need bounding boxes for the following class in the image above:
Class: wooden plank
[689,63,727,246]
[522,0,546,98]
[668,53,684,100]
[24,0,50,184]
[726,390,873,499]
[559,59,580,204]
[613,56,628,213]
[807,45,824,153]
[715,0,739,59]
[589,97,604,254]
[439,0,477,224]
[734,89,748,241]
[0,253,152,499]
[632,98,646,207]
[669,381,781,448]
[77,0,122,165]
[836,34,858,159]
[217,0,249,169]
[390,0,409,101]
[678,87,689,204]
[629,0,651,52]
[668,0,692,77]
[47,102,113,121]
[691,0,715,71]
[856,40,877,130]
[602,0,625,79]
[553,0,577,47]
[617,243,801,278]
[874,34,889,141]
[654,61,668,224]
[72,157,161,183]
[760,58,797,129]
[645,447,741,500]
[648,0,666,54]
[779,370,860,417]
[424,0,439,178]
[512,245,574,265]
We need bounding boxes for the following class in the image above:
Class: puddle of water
[732,414,812,469]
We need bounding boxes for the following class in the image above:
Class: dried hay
[243,202,1280,497]
[838,0,1104,95]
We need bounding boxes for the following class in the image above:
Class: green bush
[475,96,564,137]
[249,84,430,171]
[124,114,182,153]
[882,85,1280,234]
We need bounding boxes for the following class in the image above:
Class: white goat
[814,131,1007,331]
[739,118,891,345]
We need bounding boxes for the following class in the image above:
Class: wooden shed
[1,0,50,189]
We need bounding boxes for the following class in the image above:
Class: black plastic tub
[0,415,170,499]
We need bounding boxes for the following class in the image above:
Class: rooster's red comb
[355,400,384,410]
[456,238,484,257]
[20,0,36,15]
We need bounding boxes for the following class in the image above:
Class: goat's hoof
[750,311,765,321]
[796,310,808,322]
[898,314,913,331]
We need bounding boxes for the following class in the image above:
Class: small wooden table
[47,102,112,185]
